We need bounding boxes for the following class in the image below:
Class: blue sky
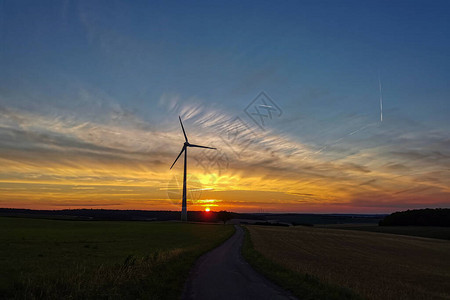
[0,1,449,212]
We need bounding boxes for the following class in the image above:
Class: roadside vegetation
[241,226,361,300]
[245,225,450,300]
[0,217,234,299]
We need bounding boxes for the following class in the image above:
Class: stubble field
[246,225,450,300]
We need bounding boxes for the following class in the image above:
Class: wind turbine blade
[170,146,186,169]
[188,144,217,150]
[179,116,188,142]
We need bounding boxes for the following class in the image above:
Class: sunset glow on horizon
[0,1,449,214]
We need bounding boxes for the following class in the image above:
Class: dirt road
[182,225,297,300]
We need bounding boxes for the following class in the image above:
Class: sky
[0,0,449,213]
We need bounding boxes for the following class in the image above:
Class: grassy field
[317,224,450,240]
[0,217,234,299]
[246,225,450,300]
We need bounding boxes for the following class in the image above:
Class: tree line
[379,208,450,227]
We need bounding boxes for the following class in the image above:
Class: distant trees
[379,208,450,227]
[217,210,232,224]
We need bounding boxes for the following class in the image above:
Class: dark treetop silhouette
[170,116,216,222]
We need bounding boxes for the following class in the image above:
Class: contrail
[378,73,383,122]
[301,73,385,161]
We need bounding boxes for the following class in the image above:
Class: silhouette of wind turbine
[170,116,216,222]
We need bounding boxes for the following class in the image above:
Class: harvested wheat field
[247,225,450,300]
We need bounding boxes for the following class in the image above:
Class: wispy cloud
[0,88,449,212]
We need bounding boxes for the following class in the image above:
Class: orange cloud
[0,105,449,213]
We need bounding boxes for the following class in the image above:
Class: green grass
[241,226,361,300]
[318,224,450,240]
[0,217,234,299]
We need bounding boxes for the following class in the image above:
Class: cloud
[381,163,410,172]
[0,89,449,212]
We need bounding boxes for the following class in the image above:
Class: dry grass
[247,225,450,300]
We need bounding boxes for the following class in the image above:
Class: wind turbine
[170,116,216,222]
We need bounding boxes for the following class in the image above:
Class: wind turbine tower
[170,117,216,222]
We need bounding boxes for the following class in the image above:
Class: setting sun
[205,207,210,212]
